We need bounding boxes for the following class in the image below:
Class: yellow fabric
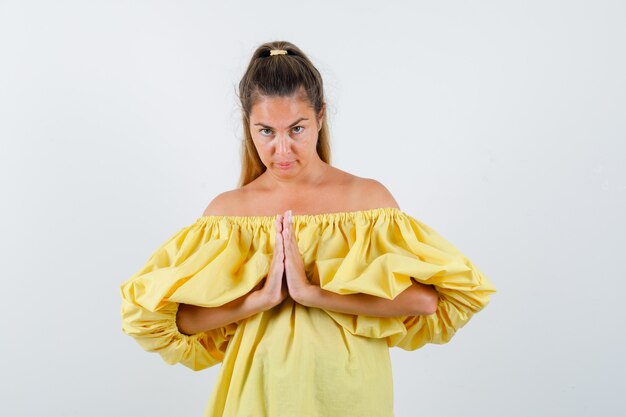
[119,207,496,416]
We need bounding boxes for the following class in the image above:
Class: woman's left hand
[282,210,313,303]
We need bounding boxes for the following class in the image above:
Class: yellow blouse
[119,207,496,416]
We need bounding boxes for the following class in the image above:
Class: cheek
[294,132,316,148]
[300,136,318,153]
[252,141,270,163]
[254,138,271,153]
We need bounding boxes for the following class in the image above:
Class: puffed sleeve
[119,217,272,371]
[386,214,496,349]
[310,210,496,350]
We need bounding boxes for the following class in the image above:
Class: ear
[317,103,325,130]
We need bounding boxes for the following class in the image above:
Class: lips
[276,161,294,167]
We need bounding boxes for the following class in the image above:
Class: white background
[1,1,624,416]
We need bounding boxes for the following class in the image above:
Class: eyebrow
[253,117,308,129]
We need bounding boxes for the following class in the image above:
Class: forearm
[176,290,269,335]
[299,280,438,317]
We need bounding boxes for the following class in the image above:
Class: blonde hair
[236,40,332,188]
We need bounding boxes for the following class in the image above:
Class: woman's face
[248,92,324,179]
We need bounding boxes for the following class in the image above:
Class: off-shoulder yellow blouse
[119,207,496,417]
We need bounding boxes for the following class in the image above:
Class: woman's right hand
[255,214,288,309]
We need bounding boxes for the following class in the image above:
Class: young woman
[120,40,496,417]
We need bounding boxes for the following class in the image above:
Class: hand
[282,210,312,303]
[255,214,289,309]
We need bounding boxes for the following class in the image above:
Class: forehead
[250,94,314,122]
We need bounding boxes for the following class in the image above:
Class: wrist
[247,289,275,313]
[295,284,319,308]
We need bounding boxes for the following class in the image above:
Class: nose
[275,132,292,155]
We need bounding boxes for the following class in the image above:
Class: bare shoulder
[353,177,400,209]
[201,189,243,216]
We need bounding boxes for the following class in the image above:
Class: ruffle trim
[119,207,496,370]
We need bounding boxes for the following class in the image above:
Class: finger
[286,210,294,233]
[282,212,288,231]
[282,225,292,257]
[275,216,280,244]
[282,227,290,254]
[287,210,295,236]
[275,216,284,254]
[284,213,297,254]
[285,212,296,244]
[282,213,290,239]
[283,210,292,227]
[286,221,294,248]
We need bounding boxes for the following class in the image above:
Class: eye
[292,126,304,134]
[259,128,273,136]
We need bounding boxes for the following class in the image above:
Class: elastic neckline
[196,207,403,226]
